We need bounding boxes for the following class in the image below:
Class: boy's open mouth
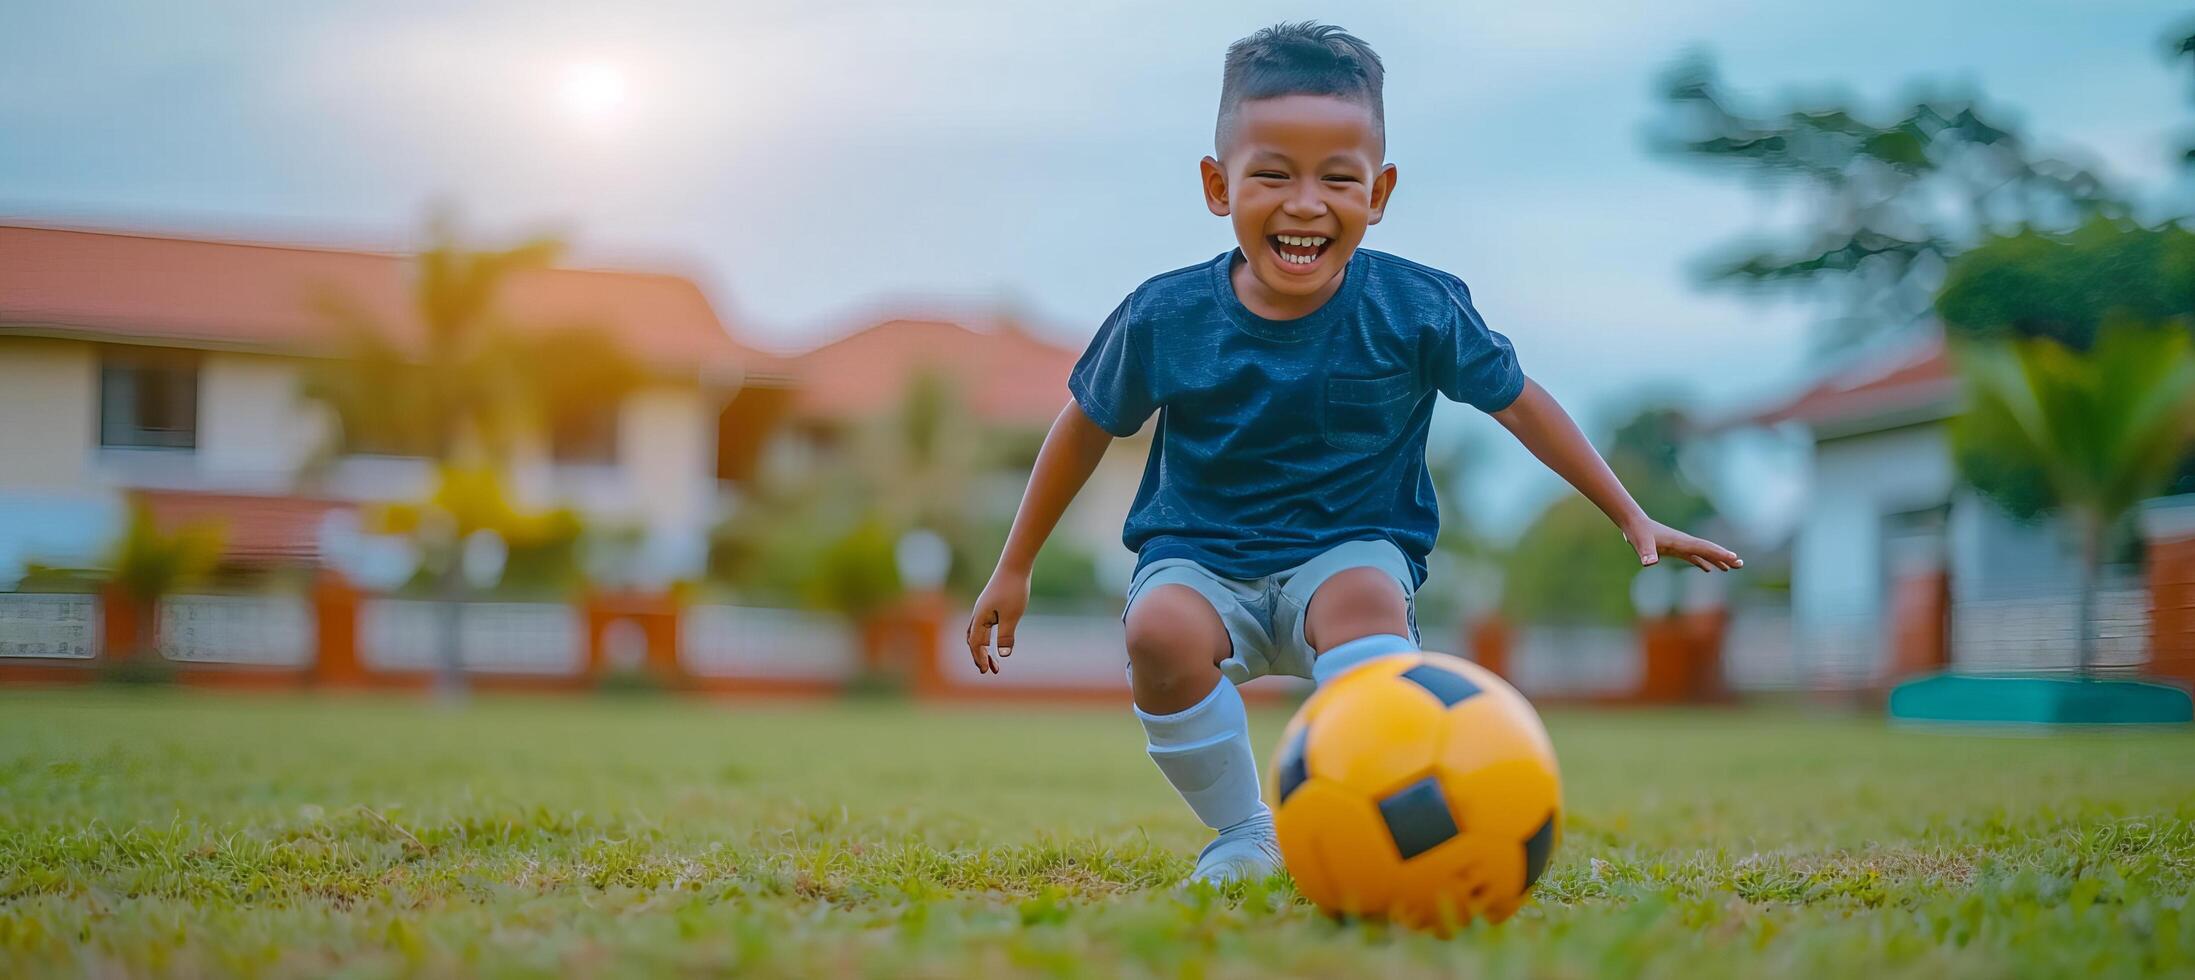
[1267,233,1332,271]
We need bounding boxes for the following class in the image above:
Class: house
[1744,335,2157,685]
[0,223,767,586]
[0,223,1144,598]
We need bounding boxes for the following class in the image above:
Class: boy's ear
[1367,163,1399,225]
[1199,156,1231,217]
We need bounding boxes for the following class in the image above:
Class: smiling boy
[965,21,1740,885]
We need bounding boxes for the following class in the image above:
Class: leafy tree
[1648,54,2122,351]
[708,366,1112,614]
[1938,218,2195,350]
[302,220,640,467]
[300,215,642,696]
[105,502,225,665]
[371,465,586,596]
[1939,219,2195,520]
[1951,329,2195,672]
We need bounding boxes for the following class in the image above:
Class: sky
[4,0,2191,539]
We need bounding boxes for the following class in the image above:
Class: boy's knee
[1303,567,1409,651]
[1125,586,1229,700]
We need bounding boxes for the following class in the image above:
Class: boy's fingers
[996,624,1016,658]
[967,610,997,673]
[1684,554,1715,573]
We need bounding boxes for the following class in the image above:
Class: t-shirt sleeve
[1430,278,1525,413]
[1067,293,1158,437]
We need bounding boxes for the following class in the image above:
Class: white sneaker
[1187,810,1283,886]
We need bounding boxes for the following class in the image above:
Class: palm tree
[300,215,642,696]
[1952,328,2195,672]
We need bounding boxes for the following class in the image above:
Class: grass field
[2,690,2192,978]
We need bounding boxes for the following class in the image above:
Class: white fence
[359,599,584,675]
[1506,625,1639,698]
[0,593,99,659]
[936,612,1133,691]
[680,605,860,680]
[1952,587,2150,673]
[1722,603,1801,691]
[158,595,314,666]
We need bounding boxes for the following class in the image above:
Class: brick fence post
[584,590,686,689]
[311,572,367,688]
[1466,614,1511,680]
[2141,495,2195,692]
[99,583,143,661]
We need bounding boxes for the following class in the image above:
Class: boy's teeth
[1275,235,1329,247]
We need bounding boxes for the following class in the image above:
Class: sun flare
[559,61,628,129]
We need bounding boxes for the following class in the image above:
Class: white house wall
[618,385,713,535]
[0,336,723,582]
[0,338,97,493]
[199,353,329,490]
[1792,422,1955,684]
[0,339,112,572]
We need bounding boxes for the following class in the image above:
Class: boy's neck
[1230,252,1346,321]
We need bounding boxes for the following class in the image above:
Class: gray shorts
[1121,538,1421,683]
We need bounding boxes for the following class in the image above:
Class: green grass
[1,690,2192,978]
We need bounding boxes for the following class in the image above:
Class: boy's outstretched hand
[1622,518,1743,573]
[965,570,1030,674]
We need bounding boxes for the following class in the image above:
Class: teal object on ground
[1889,673,2194,725]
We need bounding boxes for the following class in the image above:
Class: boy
[963,21,1740,885]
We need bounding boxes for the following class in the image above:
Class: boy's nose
[1283,187,1327,218]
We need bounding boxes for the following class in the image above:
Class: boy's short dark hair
[1215,21,1386,154]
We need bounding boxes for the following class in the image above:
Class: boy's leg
[1122,562,1281,884]
[1273,539,1421,686]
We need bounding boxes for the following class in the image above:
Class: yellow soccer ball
[1269,651,1562,932]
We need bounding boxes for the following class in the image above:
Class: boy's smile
[1201,94,1397,320]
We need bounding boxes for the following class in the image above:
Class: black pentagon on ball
[1276,725,1310,803]
[1376,776,1460,860]
[1398,662,1482,708]
[1522,811,1557,891]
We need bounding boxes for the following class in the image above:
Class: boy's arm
[966,398,1118,674]
[1490,378,1742,573]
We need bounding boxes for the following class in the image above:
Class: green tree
[1951,329,2195,672]
[1648,54,2122,351]
[300,215,642,696]
[708,368,1100,612]
[1940,219,2195,520]
[1938,218,2195,350]
[105,502,225,669]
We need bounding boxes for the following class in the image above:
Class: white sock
[1136,677,1268,831]
[1311,632,1416,687]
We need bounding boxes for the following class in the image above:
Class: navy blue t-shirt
[1068,247,1525,588]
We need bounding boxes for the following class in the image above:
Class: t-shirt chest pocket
[1321,371,1418,452]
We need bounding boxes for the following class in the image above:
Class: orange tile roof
[1747,337,1956,435]
[0,223,771,379]
[788,314,1083,426]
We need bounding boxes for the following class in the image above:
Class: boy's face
[1201,94,1397,314]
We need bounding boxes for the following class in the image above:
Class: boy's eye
[1252,171,1287,180]
[1323,175,1361,183]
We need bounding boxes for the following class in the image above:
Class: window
[549,403,620,465]
[99,350,199,449]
